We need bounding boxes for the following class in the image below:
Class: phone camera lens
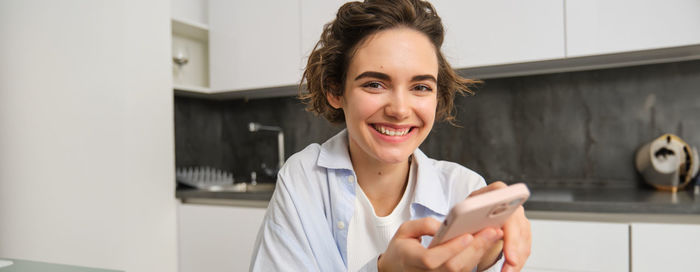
[489,203,508,217]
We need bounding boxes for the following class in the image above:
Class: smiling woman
[328,28,439,167]
[250,1,531,271]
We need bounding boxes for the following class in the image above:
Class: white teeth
[374,125,410,136]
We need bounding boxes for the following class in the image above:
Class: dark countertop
[176,186,700,214]
[525,187,700,214]
[176,188,273,202]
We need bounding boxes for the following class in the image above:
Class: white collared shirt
[250,129,504,272]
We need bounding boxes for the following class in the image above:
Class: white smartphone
[428,183,530,248]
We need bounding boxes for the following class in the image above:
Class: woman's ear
[326,92,343,109]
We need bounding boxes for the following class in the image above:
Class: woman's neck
[348,146,411,217]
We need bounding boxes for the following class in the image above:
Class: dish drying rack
[176,166,244,191]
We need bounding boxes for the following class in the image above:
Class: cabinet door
[431,0,565,69]
[525,219,629,272]
[209,0,301,92]
[178,203,267,272]
[631,223,700,272]
[566,0,700,57]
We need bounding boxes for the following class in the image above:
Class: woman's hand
[469,181,532,272]
[378,217,504,272]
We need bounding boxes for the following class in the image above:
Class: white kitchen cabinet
[431,0,565,68]
[630,223,700,272]
[300,0,566,70]
[178,203,267,272]
[525,219,629,272]
[191,0,700,96]
[209,0,302,92]
[566,0,700,57]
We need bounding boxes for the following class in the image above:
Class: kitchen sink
[243,183,275,192]
[203,182,275,193]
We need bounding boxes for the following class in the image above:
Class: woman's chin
[374,151,413,165]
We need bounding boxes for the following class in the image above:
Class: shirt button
[348,175,355,183]
[337,221,345,230]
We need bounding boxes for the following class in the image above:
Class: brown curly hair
[300,0,478,124]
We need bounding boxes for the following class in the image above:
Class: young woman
[250,1,531,271]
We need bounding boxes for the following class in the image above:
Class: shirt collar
[317,129,449,215]
[318,129,354,171]
[412,149,450,216]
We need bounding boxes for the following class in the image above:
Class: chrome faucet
[248,122,285,172]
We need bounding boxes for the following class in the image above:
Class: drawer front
[631,223,700,272]
[525,219,629,272]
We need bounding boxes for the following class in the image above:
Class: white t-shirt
[347,158,417,271]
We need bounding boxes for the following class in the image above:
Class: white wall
[0,1,177,271]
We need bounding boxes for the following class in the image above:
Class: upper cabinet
[566,0,700,57]
[432,0,565,68]
[209,0,302,92]
[188,0,700,96]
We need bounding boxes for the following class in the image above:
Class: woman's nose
[384,91,410,120]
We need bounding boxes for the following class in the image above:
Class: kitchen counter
[176,188,273,202]
[525,187,700,214]
[176,188,273,208]
[176,186,700,214]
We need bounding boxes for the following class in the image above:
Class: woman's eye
[362,82,383,89]
[413,85,433,92]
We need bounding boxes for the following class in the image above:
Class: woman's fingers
[468,181,507,197]
[501,206,531,272]
[380,218,469,271]
[412,233,474,269]
[393,217,441,241]
[394,218,473,270]
[381,180,533,272]
[442,228,503,272]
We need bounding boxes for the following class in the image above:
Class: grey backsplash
[175,60,700,188]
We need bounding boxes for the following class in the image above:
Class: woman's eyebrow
[354,71,437,83]
[354,71,390,81]
[412,75,437,83]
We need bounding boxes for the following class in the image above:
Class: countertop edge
[176,187,700,215]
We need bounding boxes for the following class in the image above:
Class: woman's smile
[371,124,412,137]
[369,123,418,144]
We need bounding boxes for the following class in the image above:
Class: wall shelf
[172,17,209,93]
[172,18,208,41]
[174,84,211,93]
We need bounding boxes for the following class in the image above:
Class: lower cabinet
[630,223,700,272]
[176,205,699,272]
[526,218,700,272]
[177,203,267,272]
[525,219,630,272]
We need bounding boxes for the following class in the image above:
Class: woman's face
[328,27,439,165]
